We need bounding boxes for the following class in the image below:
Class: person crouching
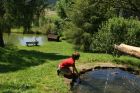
[57,52,80,87]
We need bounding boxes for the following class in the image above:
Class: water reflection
[73,68,140,93]
[4,33,47,46]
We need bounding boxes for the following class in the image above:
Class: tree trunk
[114,43,140,58]
[23,26,27,34]
[0,31,5,47]
[35,13,40,26]
[23,25,30,34]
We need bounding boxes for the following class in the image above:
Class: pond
[73,68,140,93]
[3,33,48,46]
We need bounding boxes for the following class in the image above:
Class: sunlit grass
[113,55,140,67]
[0,40,140,93]
[11,27,24,33]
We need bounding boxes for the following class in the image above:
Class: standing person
[57,52,81,86]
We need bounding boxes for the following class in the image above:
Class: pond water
[3,33,48,46]
[73,68,140,93]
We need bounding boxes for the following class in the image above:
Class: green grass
[0,41,140,93]
[113,55,140,68]
[11,27,24,33]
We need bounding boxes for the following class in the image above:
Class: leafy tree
[62,0,116,51]
[56,0,140,52]
[112,0,140,17]
[0,0,48,47]
[19,0,48,33]
[32,0,49,27]
[92,17,140,53]
[56,0,75,19]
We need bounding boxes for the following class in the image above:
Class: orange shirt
[59,57,75,68]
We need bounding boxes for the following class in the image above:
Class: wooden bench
[47,34,60,42]
[26,41,39,46]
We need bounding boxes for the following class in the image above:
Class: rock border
[78,62,140,75]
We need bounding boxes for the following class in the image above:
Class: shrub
[92,17,140,53]
[33,15,64,35]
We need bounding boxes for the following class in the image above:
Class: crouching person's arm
[72,65,80,77]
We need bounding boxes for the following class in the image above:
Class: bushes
[64,17,140,52]
[62,0,115,51]
[92,17,140,53]
[32,15,64,35]
[63,17,140,53]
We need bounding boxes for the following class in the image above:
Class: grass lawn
[0,40,140,93]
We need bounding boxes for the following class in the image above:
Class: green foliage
[63,22,92,51]
[37,15,64,35]
[56,0,140,52]
[56,0,74,19]
[3,0,48,33]
[116,0,140,17]
[61,0,116,51]
[92,17,140,53]
[0,0,49,47]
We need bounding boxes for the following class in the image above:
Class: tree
[92,17,140,53]
[56,0,75,19]
[61,0,116,51]
[18,0,48,33]
[0,0,48,47]
[0,0,8,47]
[33,0,49,27]
[112,0,140,18]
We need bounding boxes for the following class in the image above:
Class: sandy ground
[77,62,127,70]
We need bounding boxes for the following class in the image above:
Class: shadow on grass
[0,49,69,73]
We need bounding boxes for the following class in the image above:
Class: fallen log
[114,43,140,58]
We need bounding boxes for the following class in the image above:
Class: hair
[72,52,80,60]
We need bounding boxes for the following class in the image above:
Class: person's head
[72,52,80,60]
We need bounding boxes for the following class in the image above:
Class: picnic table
[26,41,39,46]
[47,34,60,42]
